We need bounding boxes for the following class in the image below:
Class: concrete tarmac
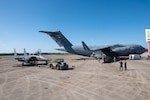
[0,54,150,100]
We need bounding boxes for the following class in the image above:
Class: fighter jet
[39,31,146,62]
[14,49,48,65]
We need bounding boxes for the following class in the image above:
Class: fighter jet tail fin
[24,48,27,56]
[14,49,18,59]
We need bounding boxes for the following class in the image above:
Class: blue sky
[0,0,150,53]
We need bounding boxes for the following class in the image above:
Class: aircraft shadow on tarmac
[71,58,94,60]
[71,57,121,63]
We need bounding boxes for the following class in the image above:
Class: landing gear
[22,63,24,66]
[103,56,113,63]
[29,57,38,65]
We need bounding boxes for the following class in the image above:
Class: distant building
[145,28,150,55]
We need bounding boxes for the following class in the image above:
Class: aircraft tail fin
[82,41,90,51]
[14,49,18,59]
[24,48,27,56]
[39,31,73,47]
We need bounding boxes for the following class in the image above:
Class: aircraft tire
[103,57,113,63]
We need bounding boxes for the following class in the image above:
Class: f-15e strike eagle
[39,31,146,62]
[14,49,48,65]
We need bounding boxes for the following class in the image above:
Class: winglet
[82,41,91,51]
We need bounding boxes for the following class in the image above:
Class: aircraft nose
[142,47,146,52]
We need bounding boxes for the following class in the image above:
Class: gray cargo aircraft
[39,31,146,62]
[14,49,48,65]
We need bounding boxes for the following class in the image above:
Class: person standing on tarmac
[124,60,127,71]
[120,60,123,71]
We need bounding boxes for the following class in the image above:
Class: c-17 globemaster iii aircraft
[14,49,48,65]
[39,31,146,62]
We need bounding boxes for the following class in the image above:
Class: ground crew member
[124,60,127,70]
[120,60,123,71]
[98,58,100,62]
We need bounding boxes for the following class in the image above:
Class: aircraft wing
[81,41,117,57]
[89,44,125,57]
[90,46,117,57]
[98,47,116,56]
